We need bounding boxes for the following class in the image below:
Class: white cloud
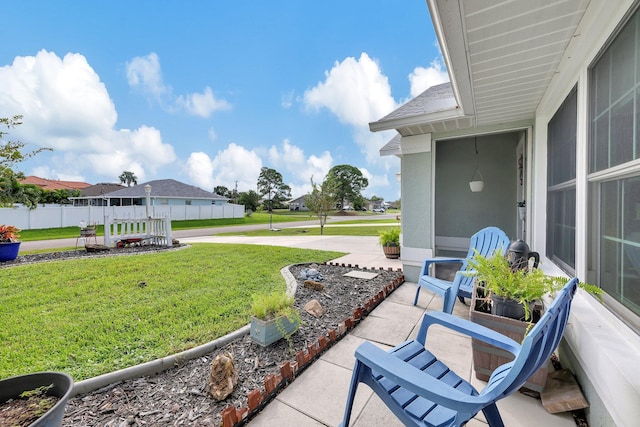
[208,127,217,142]
[176,86,231,118]
[185,152,215,190]
[0,50,176,182]
[268,139,333,187]
[126,52,168,99]
[126,53,230,118]
[186,143,263,193]
[409,59,449,98]
[303,52,396,127]
[303,52,399,172]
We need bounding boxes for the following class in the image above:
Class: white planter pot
[469,180,484,192]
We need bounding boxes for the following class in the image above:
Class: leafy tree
[257,167,291,211]
[326,164,368,210]
[257,167,291,229]
[0,115,52,208]
[352,195,366,211]
[238,190,260,212]
[213,185,231,198]
[40,189,80,204]
[304,177,336,235]
[119,171,138,187]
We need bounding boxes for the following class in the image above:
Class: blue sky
[0,1,448,201]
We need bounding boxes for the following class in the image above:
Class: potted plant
[0,371,73,427]
[379,227,400,259]
[468,249,558,321]
[466,250,601,391]
[249,291,300,348]
[0,224,21,262]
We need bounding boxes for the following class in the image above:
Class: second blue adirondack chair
[340,278,579,427]
[414,226,510,313]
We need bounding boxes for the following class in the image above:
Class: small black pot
[490,295,536,321]
[0,371,73,427]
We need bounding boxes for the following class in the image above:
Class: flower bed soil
[13,247,404,426]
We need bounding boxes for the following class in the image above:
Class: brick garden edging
[220,263,405,427]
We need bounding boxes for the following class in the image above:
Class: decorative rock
[303,279,324,291]
[300,267,323,281]
[304,299,324,317]
[205,352,238,401]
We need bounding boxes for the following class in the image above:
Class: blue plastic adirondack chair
[340,278,579,427]
[415,226,511,313]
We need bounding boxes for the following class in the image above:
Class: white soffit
[442,0,590,127]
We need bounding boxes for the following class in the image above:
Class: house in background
[288,195,309,211]
[72,179,228,207]
[371,1,639,425]
[74,183,126,206]
[21,175,91,192]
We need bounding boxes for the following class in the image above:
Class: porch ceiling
[372,0,590,136]
[453,0,590,126]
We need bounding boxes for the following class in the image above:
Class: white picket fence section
[104,215,173,248]
[0,203,244,230]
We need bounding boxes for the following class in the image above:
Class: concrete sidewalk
[180,235,575,427]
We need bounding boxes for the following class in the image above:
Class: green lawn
[0,244,343,381]
[219,224,399,237]
[16,210,400,242]
[17,212,306,242]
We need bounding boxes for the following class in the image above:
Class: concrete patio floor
[181,235,577,427]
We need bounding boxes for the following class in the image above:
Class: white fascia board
[427,0,474,115]
[400,134,432,155]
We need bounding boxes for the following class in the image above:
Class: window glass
[599,178,640,315]
[591,11,640,172]
[547,89,577,272]
[589,8,640,319]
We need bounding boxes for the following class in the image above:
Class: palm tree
[119,171,138,187]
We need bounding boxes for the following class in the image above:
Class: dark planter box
[250,315,299,347]
[0,241,20,262]
[470,289,549,392]
[0,371,73,427]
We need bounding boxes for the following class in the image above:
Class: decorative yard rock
[300,267,323,281]
[205,352,238,401]
[303,279,324,290]
[304,299,324,317]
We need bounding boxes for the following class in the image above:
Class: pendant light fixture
[469,137,484,192]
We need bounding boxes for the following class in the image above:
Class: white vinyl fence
[0,204,245,230]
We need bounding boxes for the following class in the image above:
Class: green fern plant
[467,249,603,321]
[378,227,400,246]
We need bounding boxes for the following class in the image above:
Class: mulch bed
[16,247,405,426]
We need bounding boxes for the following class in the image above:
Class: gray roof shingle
[105,179,226,200]
[378,82,456,122]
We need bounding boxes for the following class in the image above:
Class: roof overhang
[371,0,590,136]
